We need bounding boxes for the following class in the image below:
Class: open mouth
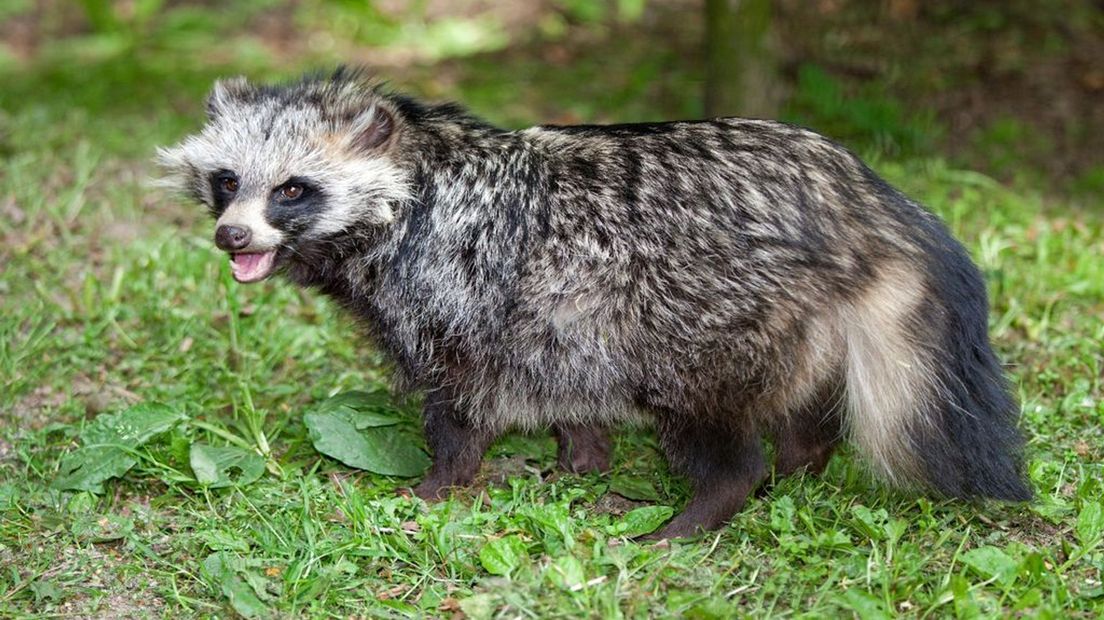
[229,250,278,283]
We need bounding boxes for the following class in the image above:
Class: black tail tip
[924,455,1034,504]
[982,477,1033,503]
[996,476,1034,502]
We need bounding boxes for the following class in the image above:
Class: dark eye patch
[266,176,326,232]
[208,169,240,216]
[272,177,316,203]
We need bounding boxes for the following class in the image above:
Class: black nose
[215,225,252,251]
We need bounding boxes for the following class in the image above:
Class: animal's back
[499,119,914,406]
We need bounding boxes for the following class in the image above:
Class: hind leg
[648,415,767,539]
[773,407,842,478]
[553,424,611,474]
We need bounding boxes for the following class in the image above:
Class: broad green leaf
[479,534,527,576]
[546,555,585,590]
[606,505,674,538]
[304,410,429,477]
[1076,501,1103,546]
[840,588,892,620]
[815,529,853,549]
[609,475,660,501]
[1019,552,1047,581]
[769,495,797,533]
[685,598,738,619]
[960,545,1019,586]
[221,573,269,618]
[197,529,252,553]
[30,580,64,605]
[311,390,400,428]
[521,502,574,554]
[203,553,269,619]
[189,443,265,488]
[330,405,401,430]
[1030,495,1073,524]
[850,505,888,540]
[950,574,981,619]
[65,492,96,515]
[52,403,185,493]
[883,518,908,544]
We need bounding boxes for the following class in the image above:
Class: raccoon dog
[159,69,1030,539]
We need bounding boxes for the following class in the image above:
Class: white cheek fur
[307,158,410,236]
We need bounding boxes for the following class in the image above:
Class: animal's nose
[215,225,252,251]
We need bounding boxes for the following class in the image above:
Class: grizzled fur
[160,70,1030,539]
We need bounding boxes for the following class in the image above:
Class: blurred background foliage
[0,0,1102,195]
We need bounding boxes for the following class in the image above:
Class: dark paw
[774,448,833,480]
[411,478,454,501]
[640,516,711,542]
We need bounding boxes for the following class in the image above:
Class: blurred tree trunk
[704,0,778,119]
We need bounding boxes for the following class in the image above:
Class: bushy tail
[841,261,1031,501]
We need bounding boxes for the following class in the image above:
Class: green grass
[2,8,1104,619]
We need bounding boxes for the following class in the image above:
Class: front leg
[412,389,496,500]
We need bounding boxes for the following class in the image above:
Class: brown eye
[280,184,303,200]
[221,177,239,193]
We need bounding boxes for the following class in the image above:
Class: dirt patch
[8,384,69,429]
[591,493,648,517]
[6,373,141,431]
[1,535,167,617]
[52,545,167,619]
[479,455,540,487]
[1003,512,1066,550]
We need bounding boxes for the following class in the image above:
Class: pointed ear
[206,76,250,120]
[348,104,395,152]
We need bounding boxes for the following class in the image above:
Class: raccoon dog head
[158,70,409,283]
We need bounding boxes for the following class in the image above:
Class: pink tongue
[230,251,276,282]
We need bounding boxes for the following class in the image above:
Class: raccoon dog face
[158,74,409,283]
